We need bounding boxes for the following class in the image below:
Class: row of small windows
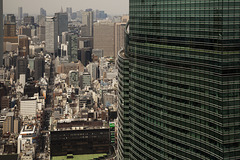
[132,72,240,99]
[131,26,240,37]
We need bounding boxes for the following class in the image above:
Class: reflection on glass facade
[118,0,240,159]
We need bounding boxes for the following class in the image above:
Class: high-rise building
[118,1,240,160]
[16,57,28,81]
[66,7,72,20]
[18,7,22,21]
[18,35,29,57]
[3,112,14,134]
[4,14,16,37]
[55,12,68,37]
[69,70,79,87]
[68,33,78,62]
[19,26,31,37]
[20,98,37,118]
[0,0,3,66]
[40,8,46,17]
[78,47,92,67]
[45,17,58,54]
[33,57,44,81]
[80,72,91,89]
[93,22,114,57]
[23,16,34,26]
[81,11,93,37]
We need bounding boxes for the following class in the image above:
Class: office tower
[78,47,92,66]
[81,11,93,37]
[18,35,29,57]
[4,14,16,37]
[55,12,68,37]
[18,7,23,21]
[16,57,28,81]
[45,17,58,54]
[37,15,45,26]
[23,16,34,26]
[68,33,78,62]
[69,70,79,87]
[0,0,2,66]
[33,57,44,81]
[80,72,91,89]
[66,7,72,20]
[95,10,107,20]
[93,22,114,57]
[114,23,126,59]
[3,112,14,134]
[40,8,46,17]
[37,26,45,42]
[20,98,37,118]
[118,1,240,160]
[19,26,31,37]
[79,37,93,49]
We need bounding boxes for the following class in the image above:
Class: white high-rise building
[45,17,58,54]
[20,98,37,118]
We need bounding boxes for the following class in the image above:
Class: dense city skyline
[3,0,129,15]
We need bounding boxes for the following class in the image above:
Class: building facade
[55,12,68,37]
[45,17,58,54]
[82,11,93,37]
[93,22,114,58]
[118,1,240,160]
[0,0,3,66]
[18,7,23,21]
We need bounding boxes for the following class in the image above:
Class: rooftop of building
[20,124,36,134]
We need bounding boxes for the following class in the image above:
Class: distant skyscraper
[55,12,68,36]
[66,7,72,20]
[81,11,93,37]
[93,22,114,57]
[45,17,58,54]
[118,1,240,160]
[0,0,2,66]
[40,8,46,17]
[18,7,22,20]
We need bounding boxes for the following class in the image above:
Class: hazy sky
[3,0,129,16]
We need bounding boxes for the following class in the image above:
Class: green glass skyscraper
[118,0,240,159]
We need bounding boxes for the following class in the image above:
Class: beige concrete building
[93,22,115,58]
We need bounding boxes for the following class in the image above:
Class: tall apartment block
[118,0,240,159]
[0,0,3,66]
[45,17,58,54]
